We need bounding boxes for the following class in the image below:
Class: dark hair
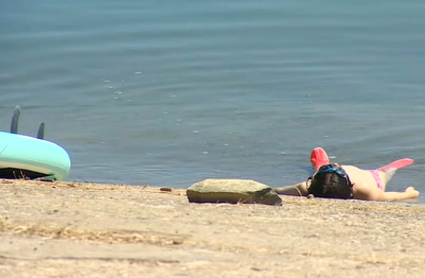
[307,172,354,199]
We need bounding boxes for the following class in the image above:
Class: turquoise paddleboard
[0,106,71,180]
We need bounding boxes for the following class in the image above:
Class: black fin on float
[37,122,45,139]
[10,106,21,134]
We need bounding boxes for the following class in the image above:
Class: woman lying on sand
[274,148,420,201]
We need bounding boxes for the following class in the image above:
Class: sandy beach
[1,179,425,278]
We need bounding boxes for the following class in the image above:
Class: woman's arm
[274,181,308,196]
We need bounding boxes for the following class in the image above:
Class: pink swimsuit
[366,170,383,190]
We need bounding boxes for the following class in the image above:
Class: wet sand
[1,179,425,278]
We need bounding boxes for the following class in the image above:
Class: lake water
[1,0,425,202]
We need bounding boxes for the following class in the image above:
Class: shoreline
[1,179,425,277]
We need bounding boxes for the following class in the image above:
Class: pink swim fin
[309,148,413,172]
[310,147,330,171]
[377,158,414,172]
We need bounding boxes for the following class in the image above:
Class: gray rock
[186,179,282,206]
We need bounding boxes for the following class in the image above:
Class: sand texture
[1,179,425,278]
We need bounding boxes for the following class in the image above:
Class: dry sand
[1,179,425,278]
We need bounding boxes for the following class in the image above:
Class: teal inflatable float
[0,106,71,180]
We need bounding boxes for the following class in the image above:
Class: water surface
[1,0,425,202]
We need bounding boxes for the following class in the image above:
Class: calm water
[1,1,425,202]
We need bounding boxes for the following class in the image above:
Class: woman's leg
[376,158,414,191]
[379,168,398,191]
